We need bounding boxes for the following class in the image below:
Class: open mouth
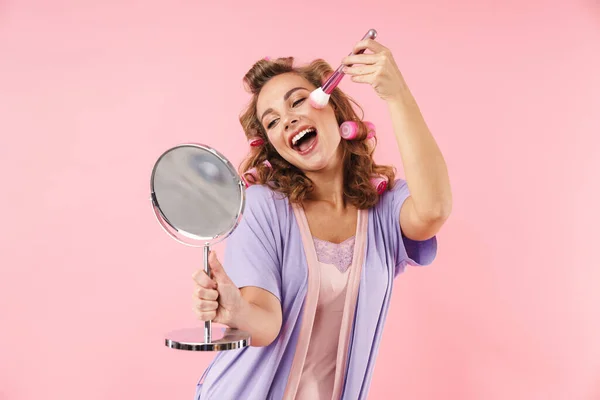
[290,127,318,153]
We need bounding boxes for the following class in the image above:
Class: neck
[303,148,347,211]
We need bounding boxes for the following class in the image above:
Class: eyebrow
[260,87,308,123]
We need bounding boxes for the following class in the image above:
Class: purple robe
[194,179,437,399]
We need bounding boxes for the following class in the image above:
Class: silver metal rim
[165,327,251,352]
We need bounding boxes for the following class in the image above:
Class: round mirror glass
[151,144,244,244]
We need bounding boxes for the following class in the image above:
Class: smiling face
[256,72,343,172]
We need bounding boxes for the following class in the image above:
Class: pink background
[1,1,599,399]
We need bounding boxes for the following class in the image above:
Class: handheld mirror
[150,143,251,351]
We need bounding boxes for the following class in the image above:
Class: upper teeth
[292,128,315,146]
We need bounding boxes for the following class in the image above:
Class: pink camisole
[295,236,355,399]
[283,205,369,400]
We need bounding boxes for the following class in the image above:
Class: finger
[343,65,378,76]
[195,285,219,301]
[194,310,217,321]
[350,73,376,84]
[352,38,388,54]
[195,299,219,312]
[208,252,230,283]
[342,53,380,66]
[192,269,217,289]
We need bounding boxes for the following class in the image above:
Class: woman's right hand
[192,251,242,326]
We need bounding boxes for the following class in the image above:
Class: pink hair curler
[248,137,264,147]
[365,121,376,139]
[241,169,256,187]
[370,175,388,195]
[340,121,376,140]
[241,160,272,187]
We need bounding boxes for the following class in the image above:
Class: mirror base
[165,327,251,352]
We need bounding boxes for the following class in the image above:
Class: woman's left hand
[341,39,407,103]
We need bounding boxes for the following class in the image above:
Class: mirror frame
[149,143,246,247]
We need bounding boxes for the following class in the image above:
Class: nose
[283,116,299,131]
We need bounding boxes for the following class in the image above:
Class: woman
[191,38,452,400]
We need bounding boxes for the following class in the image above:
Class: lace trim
[313,236,355,272]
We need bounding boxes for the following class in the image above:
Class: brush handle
[322,29,378,94]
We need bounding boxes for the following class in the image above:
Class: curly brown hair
[238,57,396,209]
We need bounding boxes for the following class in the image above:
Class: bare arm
[193,252,282,348]
[342,39,452,240]
[387,90,452,241]
[229,287,282,347]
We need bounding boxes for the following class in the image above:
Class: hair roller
[364,121,376,139]
[370,174,388,195]
[248,137,264,147]
[241,160,272,187]
[340,121,376,140]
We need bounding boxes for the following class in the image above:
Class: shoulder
[388,178,408,195]
[244,184,292,224]
[245,184,275,203]
[245,184,288,208]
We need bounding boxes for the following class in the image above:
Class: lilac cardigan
[194,179,437,399]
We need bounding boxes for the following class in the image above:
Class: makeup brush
[309,29,378,109]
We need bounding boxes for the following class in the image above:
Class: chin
[296,155,336,173]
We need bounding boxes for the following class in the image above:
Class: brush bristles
[309,88,330,109]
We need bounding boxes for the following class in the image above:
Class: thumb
[208,251,232,284]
